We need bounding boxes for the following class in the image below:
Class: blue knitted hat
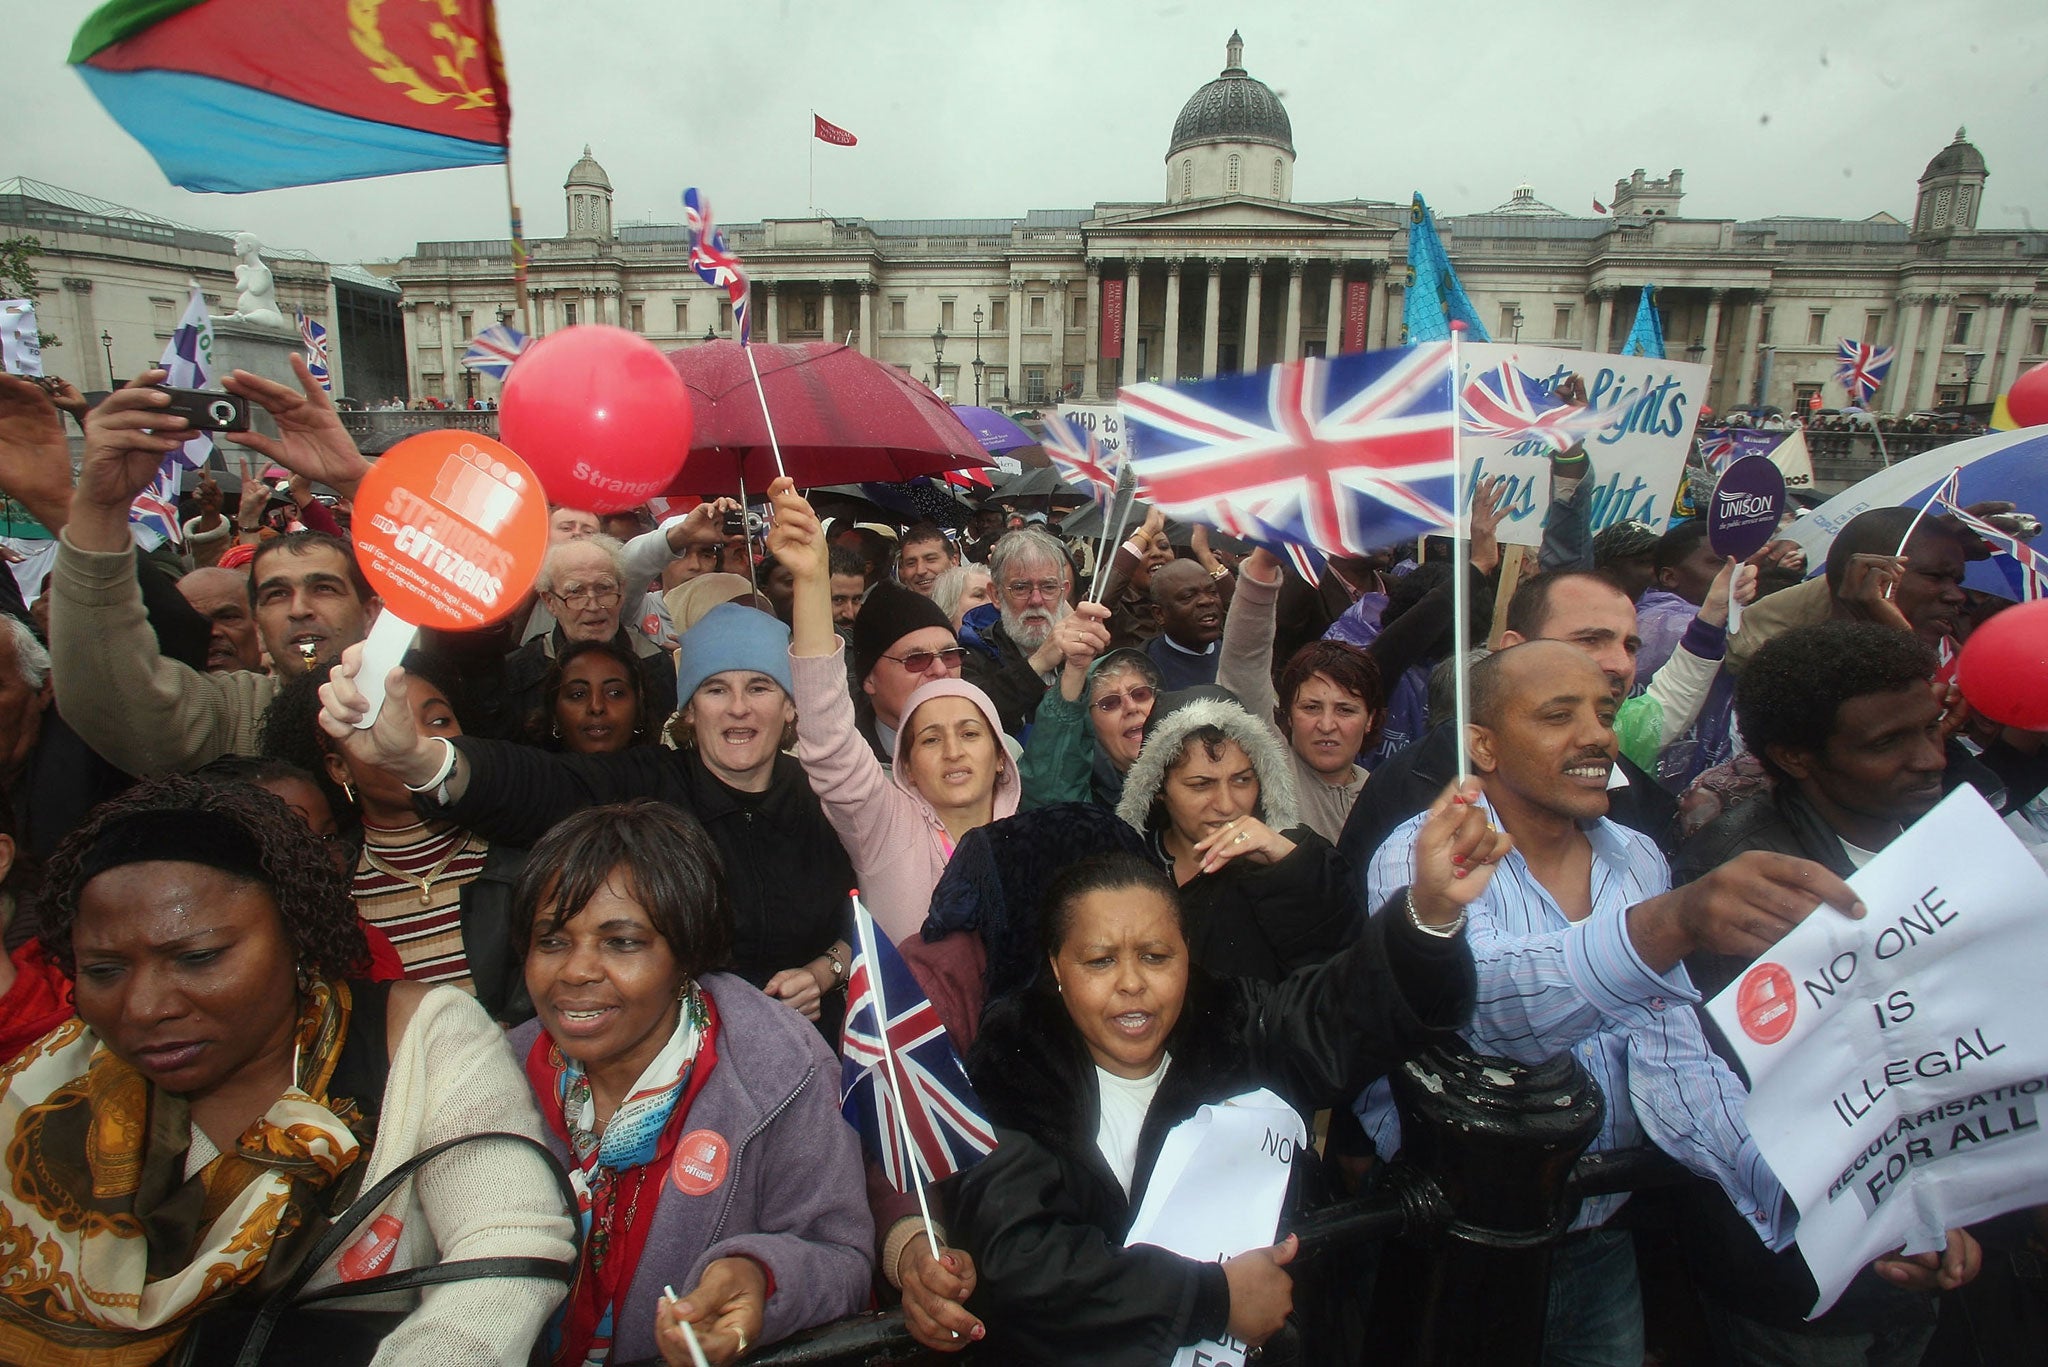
[674,603,793,705]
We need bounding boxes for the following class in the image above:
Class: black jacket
[459,840,534,1025]
[1339,720,1680,873]
[960,616,1050,735]
[420,740,855,991]
[941,902,1475,1366]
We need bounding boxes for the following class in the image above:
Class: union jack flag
[1121,343,1459,558]
[1460,361,1615,454]
[295,311,331,392]
[1927,470,2048,603]
[1835,339,1895,407]
[1041,411,1121,507]
[840,895,994,1191]
[460,322,527,380]
[1698,430,1738,474]
[131,463,184,550]
[683,187,751,344]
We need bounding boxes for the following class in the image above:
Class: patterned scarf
[0,980,365,1367]
[529,983,717,1367]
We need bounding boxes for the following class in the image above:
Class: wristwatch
[827,946,848,989]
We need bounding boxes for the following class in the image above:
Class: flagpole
[809,110,816,215]
[744,343,789,482]
[854,896,941,1256]
[504,157,526,334]
[1448,325,1472,788]
[1087,464,1139,604]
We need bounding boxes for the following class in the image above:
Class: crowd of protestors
[0,358,2038,1367]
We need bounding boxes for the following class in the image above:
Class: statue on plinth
[227,232,287,328]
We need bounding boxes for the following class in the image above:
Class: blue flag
[1402,194,1489,344]
[1620,285,1666,359]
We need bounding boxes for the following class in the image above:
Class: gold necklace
[359,832,468,905]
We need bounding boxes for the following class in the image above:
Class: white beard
[1002,599,1067,653]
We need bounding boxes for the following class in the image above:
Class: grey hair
[537,532,627,595]
[931,563,992,623]
[0,616,50,692]
[988,528,1071,586]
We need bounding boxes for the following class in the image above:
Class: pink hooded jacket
[791,641,1020,945]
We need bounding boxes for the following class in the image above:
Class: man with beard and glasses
[1356,641,1973,1367]
[959,528,1110,736]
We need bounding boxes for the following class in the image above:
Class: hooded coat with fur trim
[940,900,1475,1366]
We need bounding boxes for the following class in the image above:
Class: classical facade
[0,178,405,401]
[391,35,2047,416]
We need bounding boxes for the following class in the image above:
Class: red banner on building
[1342,279,1372,353]
[1101,278,1125,359]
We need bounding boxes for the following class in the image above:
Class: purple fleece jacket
[511,973,874,1363]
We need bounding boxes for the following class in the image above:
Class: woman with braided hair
[0,776,574,1366]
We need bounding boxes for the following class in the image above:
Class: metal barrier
[748,1043,1704,1366]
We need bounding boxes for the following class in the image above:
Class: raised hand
[0,374,79,531]
[1410,777,1514,925]
[317,642,445,789]
[69,371,189,552]
[222,354,370,497]
[1468,475,1510,574]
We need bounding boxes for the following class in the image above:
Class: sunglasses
[1092,685,1156,715]
[883,646,968,673]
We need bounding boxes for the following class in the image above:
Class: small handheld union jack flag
[1460,361,1615,454]
[840,894,994,1192]
[295,311,331,392]
[461,322,527,380]
[683,187,751,344]
[1041,411,1121,507]
[1834,339,1896,407]
[1925,469,2047,603]
[1121,343,1459,558]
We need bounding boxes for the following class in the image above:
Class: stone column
[1050,274,1070,396]
[398,299,422,399]
[1283,258,1305,362]
[1592,288,1616,354]
[1700,288,1726,404]
[1992,292,2035,397]
[1122,260,1142,385]
[1201,258,1224,377]
[1915,293,1957,409]
[1162,258,1184,384]
[766,284,781,343]
[1384,281,1405,347]
[1888,294,1927,410]
[1368,262,1389,350]
[822,284,837,345]
[1007,273,1025,401]
[436,299,457,399]
[1325,263,1346,354]
[1083,258,1103,398]
[59,278,105,388]
[1243,260,1264,371]
[857,280,875,355]
[1735,290,1770,405]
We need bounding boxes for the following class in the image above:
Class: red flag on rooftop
[813,113,857,146]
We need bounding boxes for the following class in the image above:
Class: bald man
[1143,558,1226,690]
[176,566,263,673]
[1359,641,1877,1366]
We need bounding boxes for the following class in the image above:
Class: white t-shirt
[1094,1054,1170,1195]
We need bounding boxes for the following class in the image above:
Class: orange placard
[352,431,548,629]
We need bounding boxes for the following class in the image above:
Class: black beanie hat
[853,582,953,682]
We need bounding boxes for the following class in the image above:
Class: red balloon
[1955,598,2048,729]
[2008,362,2048,429]
[499,325,693,512]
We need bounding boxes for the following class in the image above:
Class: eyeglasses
[550,582,622,608]
[882,646,968,673]
[1004,578,1066,601]
[1092,685,1156,715]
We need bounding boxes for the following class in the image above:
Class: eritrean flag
[70,0,511,194]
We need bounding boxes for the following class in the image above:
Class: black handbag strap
[233,1129,580,1367]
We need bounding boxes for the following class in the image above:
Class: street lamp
[1511,310,1525,342]
[1686,340,1706,364]
[972,306,985,405]
[1963,349,1985,403]
[931,326,947,396]
[704,326,718,344]
[99,330,114,384]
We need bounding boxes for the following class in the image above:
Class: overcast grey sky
[16,0,2047,265]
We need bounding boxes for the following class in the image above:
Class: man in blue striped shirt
[1358,640,1869,1366]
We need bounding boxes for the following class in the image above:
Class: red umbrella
[665,341,991,492]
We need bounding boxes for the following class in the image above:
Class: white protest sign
[1459,343,1710,547]
[1126,1087,1304,1367]
[1,300,43,377]
[1056,403,1125,463]
[1706,784,2048,1315]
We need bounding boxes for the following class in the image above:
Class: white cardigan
[303,986,576,1366]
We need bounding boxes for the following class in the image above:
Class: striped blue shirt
[1356,799,1789,1246]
